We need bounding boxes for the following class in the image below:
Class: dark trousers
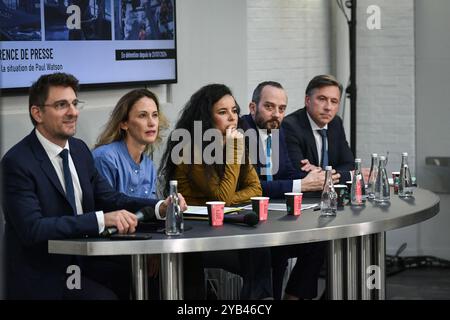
[62,274,118,300]
[148,275,161,300]
[184,248,273,300]
[81,256,132,300]
[271,241,326,299]
[86,256,162,300]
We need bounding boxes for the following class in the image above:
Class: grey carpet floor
[387,267,450,300]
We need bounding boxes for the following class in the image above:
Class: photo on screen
[0,0,42,41]
[44,0,112,41]
[115,0,174,40]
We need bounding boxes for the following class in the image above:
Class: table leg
[143,255,148,300]
[372,232,386,300]
[346,237,358,299]
[161,253,184,300]
[327,239,344,300]
[360,235,372,300]
[131,254,146,300]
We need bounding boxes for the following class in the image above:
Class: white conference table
[49,188,439,300]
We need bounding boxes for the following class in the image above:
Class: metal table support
[327,239,344,300]
[346,237,359,299]
[360,234,372,300]
[372,232,386,300]
[161,253,184,300]
[131,254,146,300]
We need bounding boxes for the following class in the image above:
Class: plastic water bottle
[320,166,337,216]
[399,152,413,198]
[374,155,390,202]
[367,153,379,200]
[351,158,366,206]
[165,180,183,235]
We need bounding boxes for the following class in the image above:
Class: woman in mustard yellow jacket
[160,85,262,205]
[159,84,272,300]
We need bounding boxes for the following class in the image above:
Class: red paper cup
[284,192,303,216]
[250,197,270,221]
[392,172,400,194]
[206,201,225,226]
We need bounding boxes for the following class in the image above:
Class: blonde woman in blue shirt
[93,88,169,299]
[93,89,168,199]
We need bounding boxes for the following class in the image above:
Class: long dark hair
[158,83,249,196]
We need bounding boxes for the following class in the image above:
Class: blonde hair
[95,89,169,155]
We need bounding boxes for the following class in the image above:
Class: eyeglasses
[40,99,85,111]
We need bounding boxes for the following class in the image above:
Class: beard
[265,119,280,130]
[255,115,280,131]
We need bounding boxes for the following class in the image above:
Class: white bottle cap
[355,158,361,163]
[402,152,408,156]
[325,165,332,171]
[372,153,378,157]
[169,180,178,186]
[379,156,386,161]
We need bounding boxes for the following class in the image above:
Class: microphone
[101,206,155,236]
[223,210,259,226]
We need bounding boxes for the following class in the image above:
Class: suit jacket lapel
[243,114,264,172]
[28,130,67,199]
[299,109,319,165]
[327,121,337,165]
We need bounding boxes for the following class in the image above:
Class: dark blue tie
[318,129,329,169]
[59,149,76,215]
[266,135,273,181]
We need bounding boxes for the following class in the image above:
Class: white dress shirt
[306,112,352,179]
[306,111,328,166]
[35,129,105,233]
[258,128,271,168]
[258,128,302,192]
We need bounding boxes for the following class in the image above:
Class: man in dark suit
[241,81,339,300]
[282,75,354,184]
[1,73,186,300]
[241,82,332,198]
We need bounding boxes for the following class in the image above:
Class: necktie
[266,135,273,181]
[318,129,329,169]
[59,149,76,215]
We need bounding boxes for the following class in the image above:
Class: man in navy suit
[282,75,355,183]
[241,82,332,198]
[241,81,339,300]
[1,73,186,299]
